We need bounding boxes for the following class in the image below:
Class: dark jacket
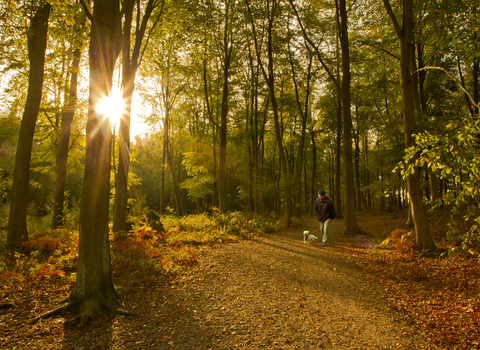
[315,196,335,223]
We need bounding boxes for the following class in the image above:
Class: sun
[95,90,125,126]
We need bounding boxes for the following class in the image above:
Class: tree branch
[78,0,93,22]
[382,0,402,40]
[413,66,480,110]
[288,0,339,91]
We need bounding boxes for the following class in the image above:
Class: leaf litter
[0,214,478,349]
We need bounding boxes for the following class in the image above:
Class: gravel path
[144,217,433,350]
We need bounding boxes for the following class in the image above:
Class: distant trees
[3,0,480,253]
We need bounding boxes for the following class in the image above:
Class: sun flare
[95,90,125,126]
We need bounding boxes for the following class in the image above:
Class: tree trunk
[113,0,160,231]
[353,101,361,210]
[383,0,436,251]
[246,0,292,225]
[112,0,135,233]
[52,48,81,229]
[218,1,233,213]
[338,0,361,235]
[66,0,124,326]
[289,50,311,218]
[335,91,343,219]
[165,110,182,216]
[160,125,166,214]
[7,2,51,250]
[310,131,317,217]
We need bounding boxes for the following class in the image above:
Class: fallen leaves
[343,215,480,350]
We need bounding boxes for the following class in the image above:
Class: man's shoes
[322,242,327,246]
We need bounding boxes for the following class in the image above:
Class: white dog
[303,230,318,244]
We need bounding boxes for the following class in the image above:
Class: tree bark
[246,0,293,225]
[113,0,161,231]
[52,48,82,229]
[335,91,343,218]
[289,48,312,218]
[218,1,234,213]
[7,2,51,250]
[310,131,317,217]
[382,0,436,251]
[66,0,124,325]
[338,0,361,235]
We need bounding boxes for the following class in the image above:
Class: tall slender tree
[51,47,82,229]
[218,0,235,212]
[7,1,51,250]
[113,0,164,232]
[246,0,293,226]
[338,0,361,235]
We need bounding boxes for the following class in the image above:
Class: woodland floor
[1,214,479,349]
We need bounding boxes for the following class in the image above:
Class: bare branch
[78,0,93,22]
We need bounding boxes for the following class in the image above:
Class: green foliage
[180,151,214,201]
[161,211,280,245]
[109,170,144,219]
[0,203,8,229]
[401,117,480,253]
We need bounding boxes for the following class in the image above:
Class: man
[314,189,335,246]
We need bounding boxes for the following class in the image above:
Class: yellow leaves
[379,237,392,248]
[6,1,16,10]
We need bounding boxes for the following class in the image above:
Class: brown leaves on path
[1,212,479,349]
[340,214,480,350]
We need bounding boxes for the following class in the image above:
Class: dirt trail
[55,217,433,349]
[136,217,432,350]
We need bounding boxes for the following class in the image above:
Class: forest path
[52,217,435,349]
[135,216,433,350]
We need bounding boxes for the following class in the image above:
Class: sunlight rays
[95,89,125,127]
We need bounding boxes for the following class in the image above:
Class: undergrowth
[0,211,280,290]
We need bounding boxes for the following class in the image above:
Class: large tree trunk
[7,2,51,250]
[383,0,436,251]
[66,0,125,326]
[52,48,81,229]
[338,0,361,235]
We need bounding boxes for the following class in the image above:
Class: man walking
[315,189,335,246]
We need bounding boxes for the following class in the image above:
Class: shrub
[23,237,63,255]
[380,229,416,260]
[400,117,480,254]
[0,271,23,287]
